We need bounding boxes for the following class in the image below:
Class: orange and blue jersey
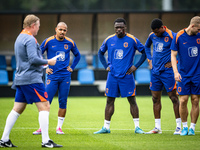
[171,29,200,77]
[99,33,145,78]
[40,35,80,78]
[145,26,175,75]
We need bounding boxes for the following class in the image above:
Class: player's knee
[127,96,137,105]
[107,97,115,105]
[169,94,179,104]
[191,99,199,106]
[152,96,160,104]
[59,102,67,109]
[39,101,50,111]
[180,99,188,106]
[58,99,67,109]
[106,101,114,107]
[46,104,50,111]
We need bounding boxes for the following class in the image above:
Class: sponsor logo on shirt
[188,46,198,57]
[56,51,65,61]
[155,42,163,52]
[114,49,123,59]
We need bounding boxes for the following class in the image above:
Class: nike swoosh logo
[111,44,115,46]
[45,144,53,148]
[183,42,187,44]
[5,143,12,147]
[52,46,56,48]
[34,88,47,102]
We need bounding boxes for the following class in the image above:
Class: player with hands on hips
[33,22,80,135]
[94,18,146,134]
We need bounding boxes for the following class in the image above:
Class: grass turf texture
[0,96,200,150]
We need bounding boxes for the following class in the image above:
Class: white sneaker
[174,127,181,135]
[145,127,162,134]
[56,127,64,134]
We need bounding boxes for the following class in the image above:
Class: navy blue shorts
[177,75,200,95]
[150,68,176,93]
[105,72,136,98]
[15,83,48,104]
[46,75,71,109]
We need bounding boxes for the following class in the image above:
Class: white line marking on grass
[1,127,200,132]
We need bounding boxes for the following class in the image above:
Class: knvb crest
[64,44,68,50]
[123,42,128,48]
[164,37,169,42]
[197,38,200,44]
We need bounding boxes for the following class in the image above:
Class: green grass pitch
[0,96,200,150]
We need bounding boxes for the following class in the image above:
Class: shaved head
[57,22,67,28]
[55,22,68,41]
[186,16,200,35]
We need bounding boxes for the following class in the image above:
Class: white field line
[0,127,200,132]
